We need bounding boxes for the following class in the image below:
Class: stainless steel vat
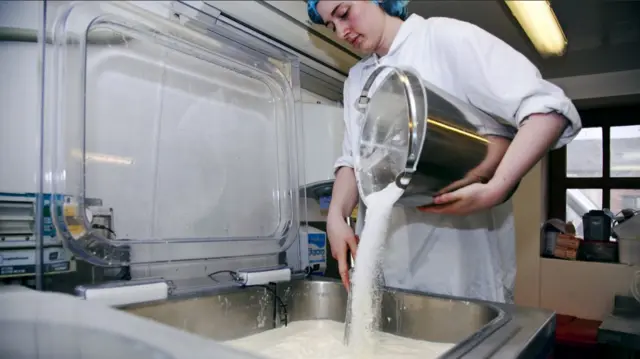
[121,278,510,358]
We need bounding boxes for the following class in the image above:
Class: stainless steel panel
[278,279,505,345]
[125,286,276,341]
[279,280,349,323]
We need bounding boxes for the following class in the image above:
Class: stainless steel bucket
[355,66,518,207]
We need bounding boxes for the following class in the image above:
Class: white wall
[0,42,41,195]
[0,1,42,195]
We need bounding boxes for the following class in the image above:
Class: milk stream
[347,183,405,356]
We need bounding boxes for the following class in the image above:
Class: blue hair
[307,0,409,25]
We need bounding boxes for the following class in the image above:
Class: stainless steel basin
[122,277,509,358]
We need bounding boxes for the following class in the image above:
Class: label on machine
[307,231,327,275]
[0,247,71,277]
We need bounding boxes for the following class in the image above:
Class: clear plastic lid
[355,66,427,200]
[44,1,301,266]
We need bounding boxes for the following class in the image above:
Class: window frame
[547,105,640,220]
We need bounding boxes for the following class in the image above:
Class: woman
[308,0,581,303]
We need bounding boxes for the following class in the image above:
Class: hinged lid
[44,1,301,266]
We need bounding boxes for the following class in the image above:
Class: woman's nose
[334,22,349,40]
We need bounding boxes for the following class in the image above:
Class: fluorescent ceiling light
[505,0,567,57]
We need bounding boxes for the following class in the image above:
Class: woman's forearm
[328,166,360,219]
[490,113,568,191]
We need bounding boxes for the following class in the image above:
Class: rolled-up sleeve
[333,78,355,172]
[434,18,582,149]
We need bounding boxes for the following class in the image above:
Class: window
[548,105,640,239]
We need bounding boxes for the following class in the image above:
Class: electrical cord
[207,270,288,326]
[256,284,288,327]
[91,223,117,237]
[207,270,239,282]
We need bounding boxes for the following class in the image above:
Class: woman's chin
[355,44,375,55]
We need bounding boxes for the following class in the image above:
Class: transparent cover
[43,1,301,266]
[356,67,426,200]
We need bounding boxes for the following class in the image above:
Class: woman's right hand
[326,213,358,290]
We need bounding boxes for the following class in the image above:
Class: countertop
[433,294,555,359]
[486,302,555,358]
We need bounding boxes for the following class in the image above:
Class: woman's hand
[326,213,358,290]
[418,180,511,215]
[419,135,511,215]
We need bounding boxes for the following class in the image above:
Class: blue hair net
[307,0,409,25]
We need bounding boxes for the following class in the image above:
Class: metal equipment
[355,66,518,207]
[120,277,553,359]
[0,193,72,278]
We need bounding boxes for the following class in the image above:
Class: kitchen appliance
[0,193,74,279]
[0,193,61,249]
[290,181,333,277]
[355,66,518,207]
[582,210,613,241]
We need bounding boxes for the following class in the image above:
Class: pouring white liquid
[346,183,404,356]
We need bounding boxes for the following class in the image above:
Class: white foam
[225,320,453,359]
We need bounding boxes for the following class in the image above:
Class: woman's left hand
[417,180,510,215]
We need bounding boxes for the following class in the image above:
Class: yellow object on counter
[63,202,86,238]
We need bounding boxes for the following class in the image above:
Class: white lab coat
[335,15,582,303]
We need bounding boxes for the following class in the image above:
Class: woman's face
[316,1,386,54]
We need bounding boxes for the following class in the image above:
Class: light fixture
[505,0,567,57]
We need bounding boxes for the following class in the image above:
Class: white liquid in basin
[225,320,454,359]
